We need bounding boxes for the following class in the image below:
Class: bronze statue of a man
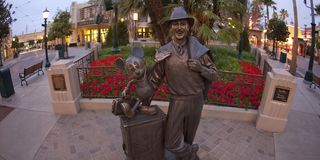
[150,7,218,160]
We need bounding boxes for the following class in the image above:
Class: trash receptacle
[280,52,287,63]
[0,68,15,98]
[87,42,91,49]
[56,45,65,59]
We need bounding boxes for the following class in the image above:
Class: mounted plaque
[273,87,290,102]
[52,74,67,91]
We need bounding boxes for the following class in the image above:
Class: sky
[272,0,320,28]
[8,0,88,36]
[7,0,320,36]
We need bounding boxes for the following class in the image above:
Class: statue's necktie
[177,45,183,55]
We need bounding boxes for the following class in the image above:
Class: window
[137,27,152,38]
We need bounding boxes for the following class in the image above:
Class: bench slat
[19,61,44,86]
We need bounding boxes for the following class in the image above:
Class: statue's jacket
[149,36,217,99]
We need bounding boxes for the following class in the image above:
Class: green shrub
[98,46,256,72]
[118,21,129,46]
[99,46,157,66]
[210,47,242,72]
[242,28,250,51]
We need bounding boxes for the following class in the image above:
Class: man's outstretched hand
[187,59,203,72]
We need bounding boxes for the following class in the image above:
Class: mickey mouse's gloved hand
[122,88,128,97]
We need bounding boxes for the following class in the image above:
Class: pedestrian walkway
[0,50,319,160]
[0,47,92,160]
[297,55,320,77]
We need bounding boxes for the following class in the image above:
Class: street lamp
[237,13,244,60]
[303,0,315,83]
[133,12,138,41]
[42,8,50,68]
[111,2,120,54]
[264,15,268,49]
[304,24,307,39]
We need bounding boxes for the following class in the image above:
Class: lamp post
[111,1,120,54]
[237,13,244,60]
[264,15,268,49]
[133,12,138,41]
[42,8,50,68]
[303,0,315,83]
[304,24,307,39]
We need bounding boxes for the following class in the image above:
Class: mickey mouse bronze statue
[112,47,157,118]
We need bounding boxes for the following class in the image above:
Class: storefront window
[83,28,109,43]
[137,27,152,38]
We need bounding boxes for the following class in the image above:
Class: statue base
[120,106,166,160]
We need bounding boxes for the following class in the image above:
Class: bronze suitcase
[120,106,166,160]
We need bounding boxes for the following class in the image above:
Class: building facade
[1,29,13,61]
[69,2,112,46]
[17,31,44,48]
[69,1,154,46]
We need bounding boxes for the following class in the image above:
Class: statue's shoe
[190,144,199,160]
[139,106,157,115]
[120,102,135,118]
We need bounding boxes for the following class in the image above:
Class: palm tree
[279,9,289,22]
[118,0,247,45]
[117,0,167,45]
[261,0,276,21]
[250,0,263,29]
[289,0,298,75]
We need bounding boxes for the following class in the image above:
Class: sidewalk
[0,47,91,160]
[296,55,320,78]
[0,52,319,160]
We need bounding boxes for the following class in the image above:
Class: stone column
[91,42,101,61]
[258,49,268,71]
[251,46,257,55]
[256,69,297,132]
[47,60,81,115]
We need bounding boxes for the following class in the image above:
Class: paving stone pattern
[34,110,275,160]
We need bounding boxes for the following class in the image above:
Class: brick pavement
[34,111,275,160]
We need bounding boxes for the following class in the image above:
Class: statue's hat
[165,7,194,27]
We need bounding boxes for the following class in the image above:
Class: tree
[242,27,250,51]
[267,18,290,58]
[289,0,298,75]
[11,36,19,49]
[261,0,276,21]
[0,0,15,66]
[315,4,320,15]
[105,20,129,47]
[180,0,246,45]
[106,26,113,47]
[118,0,247,45]
[19,42,24,48]
[250,0,263,29]
[118,21,129,46]
[279,9,288,22]
[47,10,72,57]
[118,0,167,45]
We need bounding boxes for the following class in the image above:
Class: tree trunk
[143,0,167,45]
[272,39,276,57]
[289,0,298,75]
[0,41,3,67]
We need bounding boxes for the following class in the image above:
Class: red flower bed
[239,61,262,75]
[80,57,264,109]
[91,55,122,67]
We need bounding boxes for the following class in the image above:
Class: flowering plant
[80,56,264,109]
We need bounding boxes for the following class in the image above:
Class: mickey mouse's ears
[132,47,144,58]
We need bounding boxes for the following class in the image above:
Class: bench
[310,74,320,89]
[19,61,44,86]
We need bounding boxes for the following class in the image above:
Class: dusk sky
[7,0,320,36]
